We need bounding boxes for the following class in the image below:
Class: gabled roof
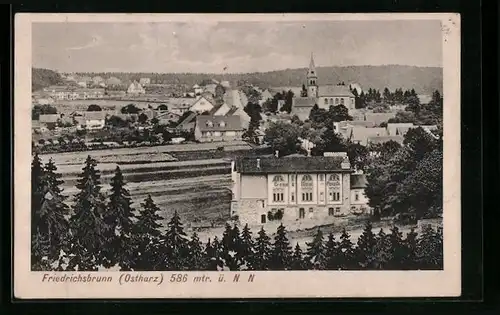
[226,106,239,116]
[176,112,198,128]
[39,114,60,123]
[367,135,404,145]
[387,123,415,136]
[318,85,354,97]
[84,111,107,121]
[196,115,243,132]
[350,127,388,145]
[351,174,368,189]
[363,112,397,126]
[234,156,351,174]
[293,97,317,107]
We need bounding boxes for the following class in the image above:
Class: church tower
[306,52,318,98]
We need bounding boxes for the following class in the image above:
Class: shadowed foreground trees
[31,155,443,272]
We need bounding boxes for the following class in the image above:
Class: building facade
[231,155,370,226]
[194,115,244,142]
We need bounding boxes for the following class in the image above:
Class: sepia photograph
[14,13,461,299]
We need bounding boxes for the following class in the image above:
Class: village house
[106,76,122,87]
[192,84,204,95]
[156,111,181,126]
[189,95,216,113]
[139,78,151,86]
[209,103,232,116]
[75,88,105,100]
[194,115,244,143]
[38,114,60,127]
[74,111,106,130]
[230,153,370,226]
[77,76,92,88]
[167,98,195,115]
[226,106,251,129]
[176,112,198,131]
[291,53,356,121]
[204,83,218,96]
[127,81,146,95]
[92,76,105,87]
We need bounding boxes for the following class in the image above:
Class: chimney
[256,158,261,169]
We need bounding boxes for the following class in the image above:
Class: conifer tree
[104,166,136,270]
[187,232,207,270]
[237,224,255,270]
[31,154,46,269]
[403,228,419,269]
[387,225,405,269]
[417,226,443,270]
[206,237,223,270]
[67,155,108,271]
[130,195,163,271]
[356,221,377,269]
[161,211,189,270]
[373,228,392,269]
[221,223,241,270]
[31,228,51,271]
[253,227,272,270]
[337,228,355,270]
[324,232,340,270]
[270,223,293,270]
[42,159,71,261]
[306,229,327,270]
[290,243,307,270]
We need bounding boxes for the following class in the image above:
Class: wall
[197,131,243,143]
[350,188,369,205]
[318,96,355,110]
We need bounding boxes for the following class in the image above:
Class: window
[302,174,312,182]
[299,208,305,218]
[206,121,213,127]
[329,191,340,201]
[261,200,265,208]
[261,214,266,223]
[355,193,359,201]
[319,174,324,181]
[219,121,226,127]
[320,192,324,202]
[329,174,339,181]
[309,208,314,213]
[291,175,295,186]
[273,193,284,202]
[213,131,221,137]
[206,131,212,137]
[329,98,333,105]
[328,208,334,216]
[336,207,341,213]
[324,98,328,105]
[335,98,339,104]
[291,193,295,202]
[273,175,285,182]
[302,192,313,202]
[341,98,345,105]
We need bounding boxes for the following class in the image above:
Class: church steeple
[306,52,318,98]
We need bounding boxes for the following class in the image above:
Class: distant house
[387,123,415,137]
[193,84,204,95]
[167,98,195,115]
[157,111,181,126]
[39,114,60,127]
[194,115,244,142]
[36,97,55,105]
[349,127,388,146]
[92,76,104,86]
[366,135,404,146]
[352,112,397,126]
[226,106,251,129]
[204,83,218,95]
[75,88,105,100]
[127,81,146,94]
[350,174,371,214]
[77,76,92,88]
[189,95,216,113]
[220,81,231,89]
[106,76,122,87]
[260,89,273,102]
[209,103,232,116]
[74,111,106,130]
[176,112,198,131]
[139,78,151,86]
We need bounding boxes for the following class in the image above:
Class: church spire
[306,52,318,98]
[308,52,316,76]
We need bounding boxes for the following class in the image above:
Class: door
[261,214,266,224]
[299,208,305,219]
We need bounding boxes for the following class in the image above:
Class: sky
[32,20,443,74]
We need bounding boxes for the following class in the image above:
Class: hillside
[60,65,441,95]
[32,68,64,91]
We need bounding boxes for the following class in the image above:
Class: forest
[31,153,442,272]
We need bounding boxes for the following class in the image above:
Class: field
[40,141,254,231]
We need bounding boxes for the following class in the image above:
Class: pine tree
[324,232,340,270]
[221,223,241,270]
[68,155,108,271]
[356,221,377,269]
[305,229,327,270]
[338,228,355,270]
[253,227,272,270]
[31,153,46,269]
[206,237,223,270]
[31,227,51,271]
[237,224,255,270]
[130,195,164,271]
[42,159,71,262]
[373,228,392,269]
[403,228,419,269]
[187,232,207,270]
[417,226,443,270]
[270,224,293,270]
[104,166,136,270]
[161,211,189,270]
[290,243,307,270]
[387,225,405,269]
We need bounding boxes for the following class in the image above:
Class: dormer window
[206,121,213,127]
[219,121,226,127]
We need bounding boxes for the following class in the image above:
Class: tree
[416,226,443,269]
[67,155,108,271]
[121,104,142,114]
[347,143,370,171]
[42,159,70,261]
[220,223,241,270]
[138,113,149,124]
[237,224,255,270]
[270,224,293,270]
[32,104,57,120]
[403,127,437,162]
[311,127,347,156]
[104,166,136,270]
[356,222,377,269]
[280,90,294,113]
[386,225,405,269]
[161,211,189,270]
[206,237,223,270]
[290,243,307,270]
[264,121,301,156]
[373,228,392,269]
[305,229,326,270]
[87,104,102,112]
[151,117,159,125]
[383,87,392,103]
[252,227,272,270]
[131,195,164,271]
[301,84,307,97]
[337,228,355,270]
[187,232,207,270]
[106,115,128,128]
[328,105,352,122]
[324,232,340,270]
[403,228,419,269]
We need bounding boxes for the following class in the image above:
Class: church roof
[318,85,354,97]
[293,97,317,107]
[307,53,317,77]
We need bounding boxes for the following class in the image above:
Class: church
[291,53,356,121]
